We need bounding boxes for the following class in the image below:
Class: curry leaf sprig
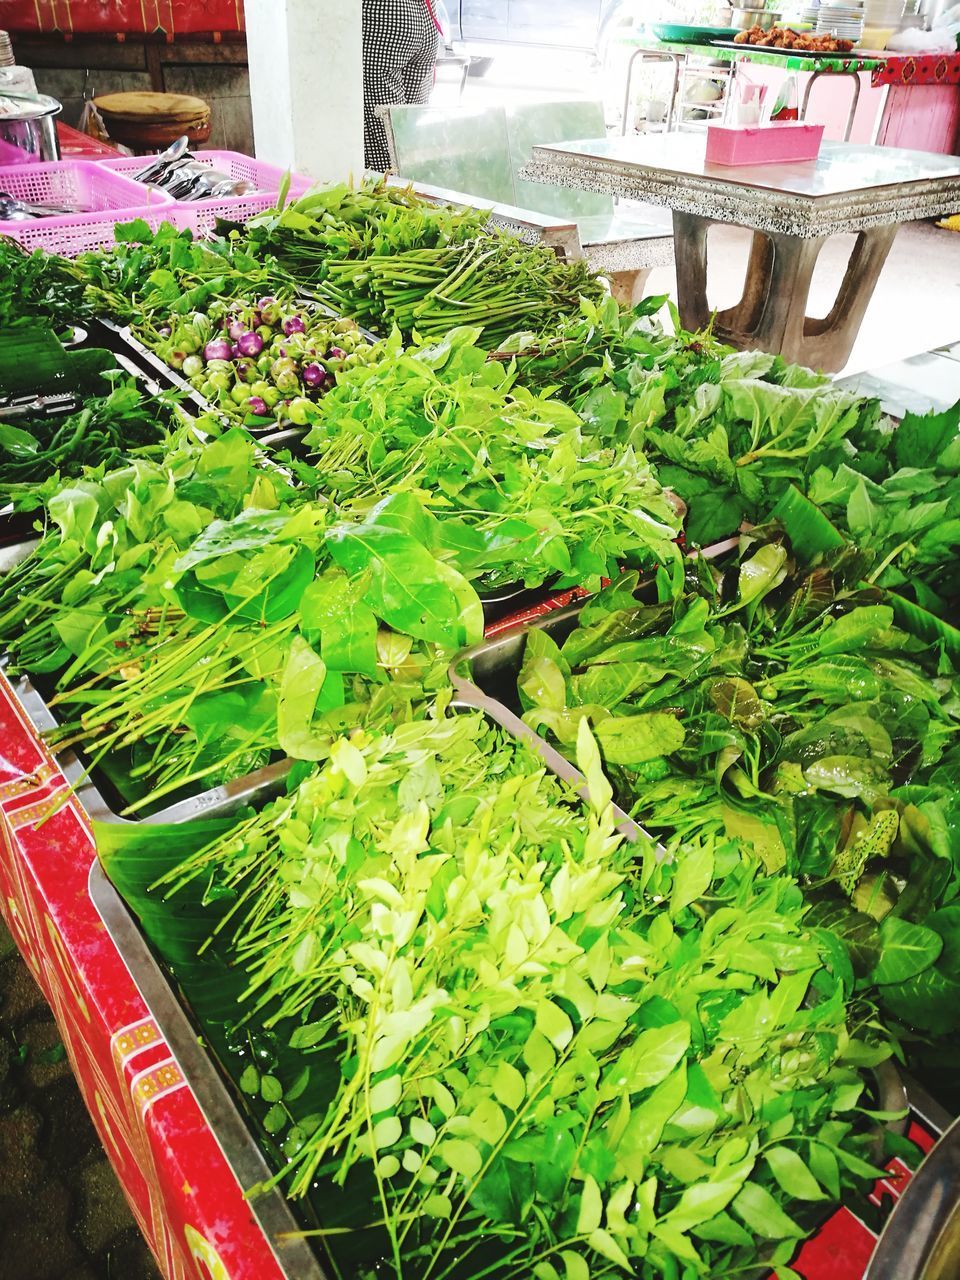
[147,708,894,1280]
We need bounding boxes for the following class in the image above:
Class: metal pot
[0,92,62,163]
[730,7,784,29]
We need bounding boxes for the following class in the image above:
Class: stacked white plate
[801,4,821,23]
[862,0,905,24]
[816,2,864,37]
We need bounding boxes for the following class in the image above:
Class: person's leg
[362,0,410,170]
[401,0,439,105]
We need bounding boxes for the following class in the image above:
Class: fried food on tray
[732,25,855,53]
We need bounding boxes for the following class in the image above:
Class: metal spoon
[0,191,80,218]
[132,134,191,184]
[0,196,33,221]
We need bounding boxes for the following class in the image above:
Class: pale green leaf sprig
[163,709,894,1280]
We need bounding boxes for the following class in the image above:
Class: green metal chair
[378,99,674,305]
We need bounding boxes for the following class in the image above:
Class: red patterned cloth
[2,2,245,35]
[872,52,960,86]
[0,673,286,1280]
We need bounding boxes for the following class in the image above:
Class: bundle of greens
[0,237,90,329]
[0,431,485,811]
[513,530,960,1036]
[105,708,897,1280]
[0,381,183,508]
[504,297,881,547]
[807,399,960,619]
[246,179,489,281]
[313,237,604,347]
[0,221,289,329]
[294,327,683,591]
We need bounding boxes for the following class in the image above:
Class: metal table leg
[621,50,681,136]
[672,209,898,372]
[801,68,862,142]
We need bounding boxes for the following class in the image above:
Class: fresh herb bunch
[0,432,484,811]
[131,708,894,1280]
[515,529,960,1036]
[295,326,682,591]
[505,297,881,547]
[0,381,184,506]
[0,238,89,328]
[73,220,289,324]
[314,237,605,347]
[807,399,960,619]
[246,179,489,277]
[246,179,603,345]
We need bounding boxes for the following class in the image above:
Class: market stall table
[523,133,960,371]
[621,38,885,142]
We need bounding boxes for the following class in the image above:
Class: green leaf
[666,1159,755,1230]
[596,713,686,766]
[670,841,714,916]
[441,1138,483,1181]
[410,1116,437,1146]
[764,1146,826,1201]
[326,519,482,649]
[587,1228,631,1269]
[276,637,334,761]
[260,1074,283,1103]
[613,1022,690,1095]
[263,1103,287,1135]
[239,1065,259,1096]
[576,719,613,816]
[871,917,943,986]
[373,1116,403,1150]
[423,1193,452,1218]
[817,606,894,655]
[536,999,574,1051]
[576,1174,604,1234]
[561,1251,590,1280]
[492,1061,525,1111]
[732,1183,804,1238]
[369,1074,403,1114]
[298,570,379,676]
[616,1063,687,1180]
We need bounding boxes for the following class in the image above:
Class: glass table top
[532,135,960,203]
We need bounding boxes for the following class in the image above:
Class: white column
[244,0,363,182]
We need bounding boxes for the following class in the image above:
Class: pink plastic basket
[0,159,179,255]
[0,207,195,257]
[99,148,314,216]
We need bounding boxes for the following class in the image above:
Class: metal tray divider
[449,639,651,848]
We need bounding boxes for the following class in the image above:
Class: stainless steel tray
[87,697,632,1279]
[93,860,327,1280]
[8,663,292,827]
[865,1107,960,1280]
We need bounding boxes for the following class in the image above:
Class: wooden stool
[92,92,212,155]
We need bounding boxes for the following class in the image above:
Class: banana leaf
[93,818,378,1269]
[885,591,960,663]
[0,325,118,395]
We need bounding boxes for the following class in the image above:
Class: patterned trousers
[362,0,439,172]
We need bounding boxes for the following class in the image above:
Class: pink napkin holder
[706,122,825,166]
